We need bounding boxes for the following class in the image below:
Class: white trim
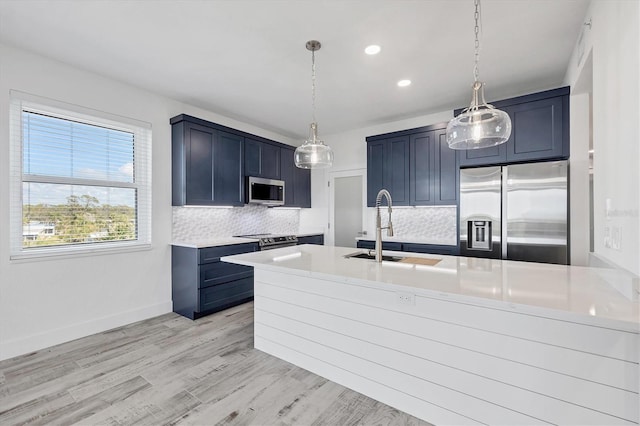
[22,174,138,189]
[9,91,152,259]
[329,168,367,247]
[10,242,152,262]
[10,89,151,131]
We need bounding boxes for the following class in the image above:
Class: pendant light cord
[473,0,482,83]
[311,49,316,124]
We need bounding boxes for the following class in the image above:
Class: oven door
[259,242,298,251]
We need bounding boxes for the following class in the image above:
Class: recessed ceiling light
[364,45,381,55]
[397,79,411,87]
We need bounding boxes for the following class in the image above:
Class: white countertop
[172,233,324,249]
[172,237,259,248]
[223,244,640,331]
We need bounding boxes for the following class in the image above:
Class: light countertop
[172,232,324,249]
[172,237,259,248]
[222,244,640,332]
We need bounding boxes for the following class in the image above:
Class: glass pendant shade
[447,81,512,150]
[294,122,334,169]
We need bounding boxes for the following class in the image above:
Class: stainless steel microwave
[247,176,285,206]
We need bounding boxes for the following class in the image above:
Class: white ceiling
[0,0,589,140]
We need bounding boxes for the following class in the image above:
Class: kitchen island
[223,244,639,425]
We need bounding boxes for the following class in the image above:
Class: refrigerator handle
[502,166,508,259]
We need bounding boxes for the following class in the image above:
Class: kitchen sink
[344,252,404,262]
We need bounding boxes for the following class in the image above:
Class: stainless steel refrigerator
[459,161,569,265]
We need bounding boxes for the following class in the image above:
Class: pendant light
[295,40,334,169]
[446,0,511,150]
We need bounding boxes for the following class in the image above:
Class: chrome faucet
[375,189,394,262]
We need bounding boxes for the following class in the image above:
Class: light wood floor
[0,302,431,425]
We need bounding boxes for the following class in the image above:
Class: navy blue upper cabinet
[245,138,281,179]
[367,136,410,206]
[280,147,294,205]
[367,140,385,206]
[213,131,245,205]
[506,96,568,162]
[409,132,434,205]
[457,87,569,167]
[409,128,458,206]
[456,136,507,166]
[172,117,244,206]
[172,114,311,208]
[371,124,457,207]
[434,128,458,205]
[280,147,311,208]
[294,162,311,208]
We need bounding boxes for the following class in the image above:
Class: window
[10,92,151,259]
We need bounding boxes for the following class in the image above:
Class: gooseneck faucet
[375,189,394,262]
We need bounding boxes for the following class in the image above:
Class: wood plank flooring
[0,302,432,426]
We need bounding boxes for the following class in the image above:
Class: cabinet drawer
[356,240,402,251]
[199,243,257,264]
[402,243,459,255]
[199,261,253,288]
[199,277,254,313]
[297,235,324,245]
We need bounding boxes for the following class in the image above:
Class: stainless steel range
[234,233,298,250]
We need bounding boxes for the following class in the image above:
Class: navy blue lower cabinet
[356,240,402,251]
[172,242,258,320]
[357,240,458,255]
[297,234,324,245]
[199,277,254,313]
[401,243,459,256]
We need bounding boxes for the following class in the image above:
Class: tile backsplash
[173,204,457,245]
[365,206,457,244]
[172,205,299,241]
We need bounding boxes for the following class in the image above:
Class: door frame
[328,168,367,247]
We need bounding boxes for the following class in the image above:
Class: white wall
[569,92,591,266]
[564,0,640,276]
[0,43,295,361]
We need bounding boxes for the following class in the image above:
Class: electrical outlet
[612,226,621,250]
[396,291,415,305]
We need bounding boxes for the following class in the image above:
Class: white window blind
[9,92,152,259]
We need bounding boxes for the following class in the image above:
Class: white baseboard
[0,301,173,361]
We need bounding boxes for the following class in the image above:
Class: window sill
[10,241,153,262]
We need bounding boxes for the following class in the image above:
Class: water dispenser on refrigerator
[468,220,492,250]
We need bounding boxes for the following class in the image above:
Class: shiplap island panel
[223,245,639,425]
